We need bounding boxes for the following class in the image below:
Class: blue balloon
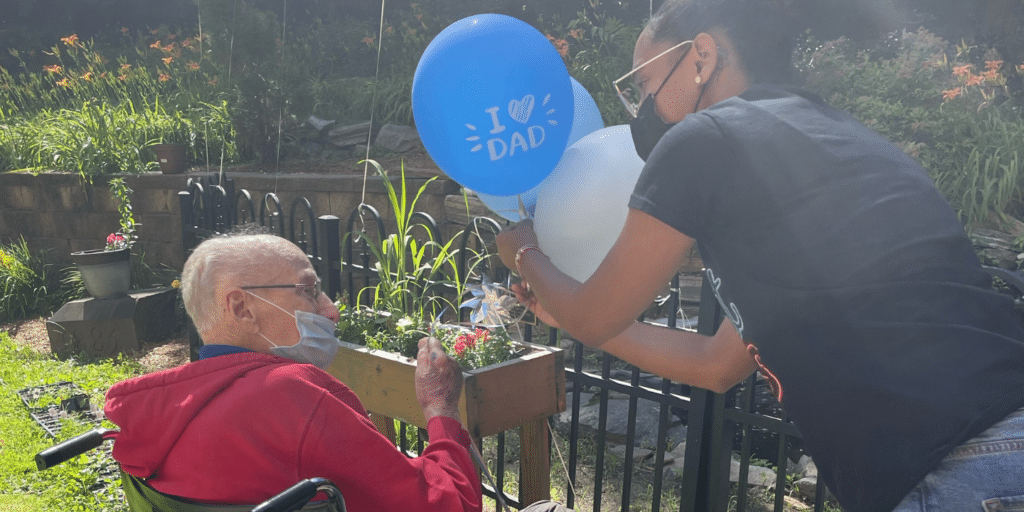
[476,77,605,221]
[413,14,573,196]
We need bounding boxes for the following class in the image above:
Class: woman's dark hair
[648,0,797,84]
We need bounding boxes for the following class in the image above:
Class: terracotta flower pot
[151,144,187,174]
[70,248,131,299]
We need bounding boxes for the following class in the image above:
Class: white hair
[181,232,299,336]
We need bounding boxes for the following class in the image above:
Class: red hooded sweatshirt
[104,351,482,512]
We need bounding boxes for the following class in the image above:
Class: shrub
[0,30,237,177]
[0,238,76,323]
[800,28,1024,227]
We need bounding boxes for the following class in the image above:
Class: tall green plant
[0,28,237,176]
[0,238,73,323]
[356,159,459,321]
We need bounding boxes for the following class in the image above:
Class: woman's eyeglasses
[613,40,693,118]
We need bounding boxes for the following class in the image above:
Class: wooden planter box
[326,340,566,439]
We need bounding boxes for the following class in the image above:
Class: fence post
[318,215,341,300]
[179,191,195,256]
[679,271,729,511]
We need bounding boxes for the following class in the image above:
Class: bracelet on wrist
[514,244,546,276]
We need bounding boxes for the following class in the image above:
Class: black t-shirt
[629,84,1024,512]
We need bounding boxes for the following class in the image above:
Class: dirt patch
[1,317,190,373]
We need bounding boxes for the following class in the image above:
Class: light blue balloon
[413,14,573,196]
[476,77,605,221]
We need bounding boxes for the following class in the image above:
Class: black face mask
[628,43,714,162]
[629,95,677,162]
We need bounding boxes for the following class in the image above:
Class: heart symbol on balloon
[507,95,535,124]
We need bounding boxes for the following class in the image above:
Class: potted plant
[150,115,192,174]
[69,178,137,299]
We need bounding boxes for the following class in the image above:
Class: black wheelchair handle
[251,478,328,512]
[36,428,113,471]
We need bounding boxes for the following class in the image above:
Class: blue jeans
[892,406,1024,511]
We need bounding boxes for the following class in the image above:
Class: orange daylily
[952,64,972,77]
[61,34,79,47]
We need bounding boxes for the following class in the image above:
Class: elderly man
[103,232,482,512]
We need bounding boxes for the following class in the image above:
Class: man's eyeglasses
[613,40,693,118]
[241,278,322,304]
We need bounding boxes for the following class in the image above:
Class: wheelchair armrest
[36,428,114,471]
[251,478,345,512]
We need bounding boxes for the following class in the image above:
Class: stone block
[329,192,360,220]
[27,211,62,239]
[0,210,37,239]
[56,185,90,212]
[135,188,178,214]
[47,287,178,359]
[137,241,183,270]
[91,187,120,214]
[3,185,36,210]
[71,212,117,243]
[27,237,73,263]
[137,214,180,244]
[296,191,331,221]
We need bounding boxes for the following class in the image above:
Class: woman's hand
[496,219,539,273]
[510,282,561,329]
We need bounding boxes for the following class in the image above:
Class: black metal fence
[179,174,831,511]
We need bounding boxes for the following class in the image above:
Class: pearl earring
[695,75,701,85]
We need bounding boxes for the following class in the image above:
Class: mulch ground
[1,317,191,373]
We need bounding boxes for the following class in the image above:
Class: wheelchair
[35,428,346,512]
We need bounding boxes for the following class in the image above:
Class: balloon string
[361,0,387,206]
[274,0,287,192]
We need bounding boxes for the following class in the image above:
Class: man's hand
[415,337,464,422]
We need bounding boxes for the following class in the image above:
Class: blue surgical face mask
[246,292,341,370]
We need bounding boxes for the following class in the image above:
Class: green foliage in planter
[335,159,522,369]
[434,325,517,370]
[0,238,76,323]
[799,28,1024,227]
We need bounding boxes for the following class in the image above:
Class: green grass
[0,332,144,511]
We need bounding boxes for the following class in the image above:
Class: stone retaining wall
[0,171,460,271]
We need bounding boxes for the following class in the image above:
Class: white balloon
[534,125,646,282]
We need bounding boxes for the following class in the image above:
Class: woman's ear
[691,32,719,83]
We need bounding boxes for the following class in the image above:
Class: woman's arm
[600,319,758,393]
[497,208,695,346]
